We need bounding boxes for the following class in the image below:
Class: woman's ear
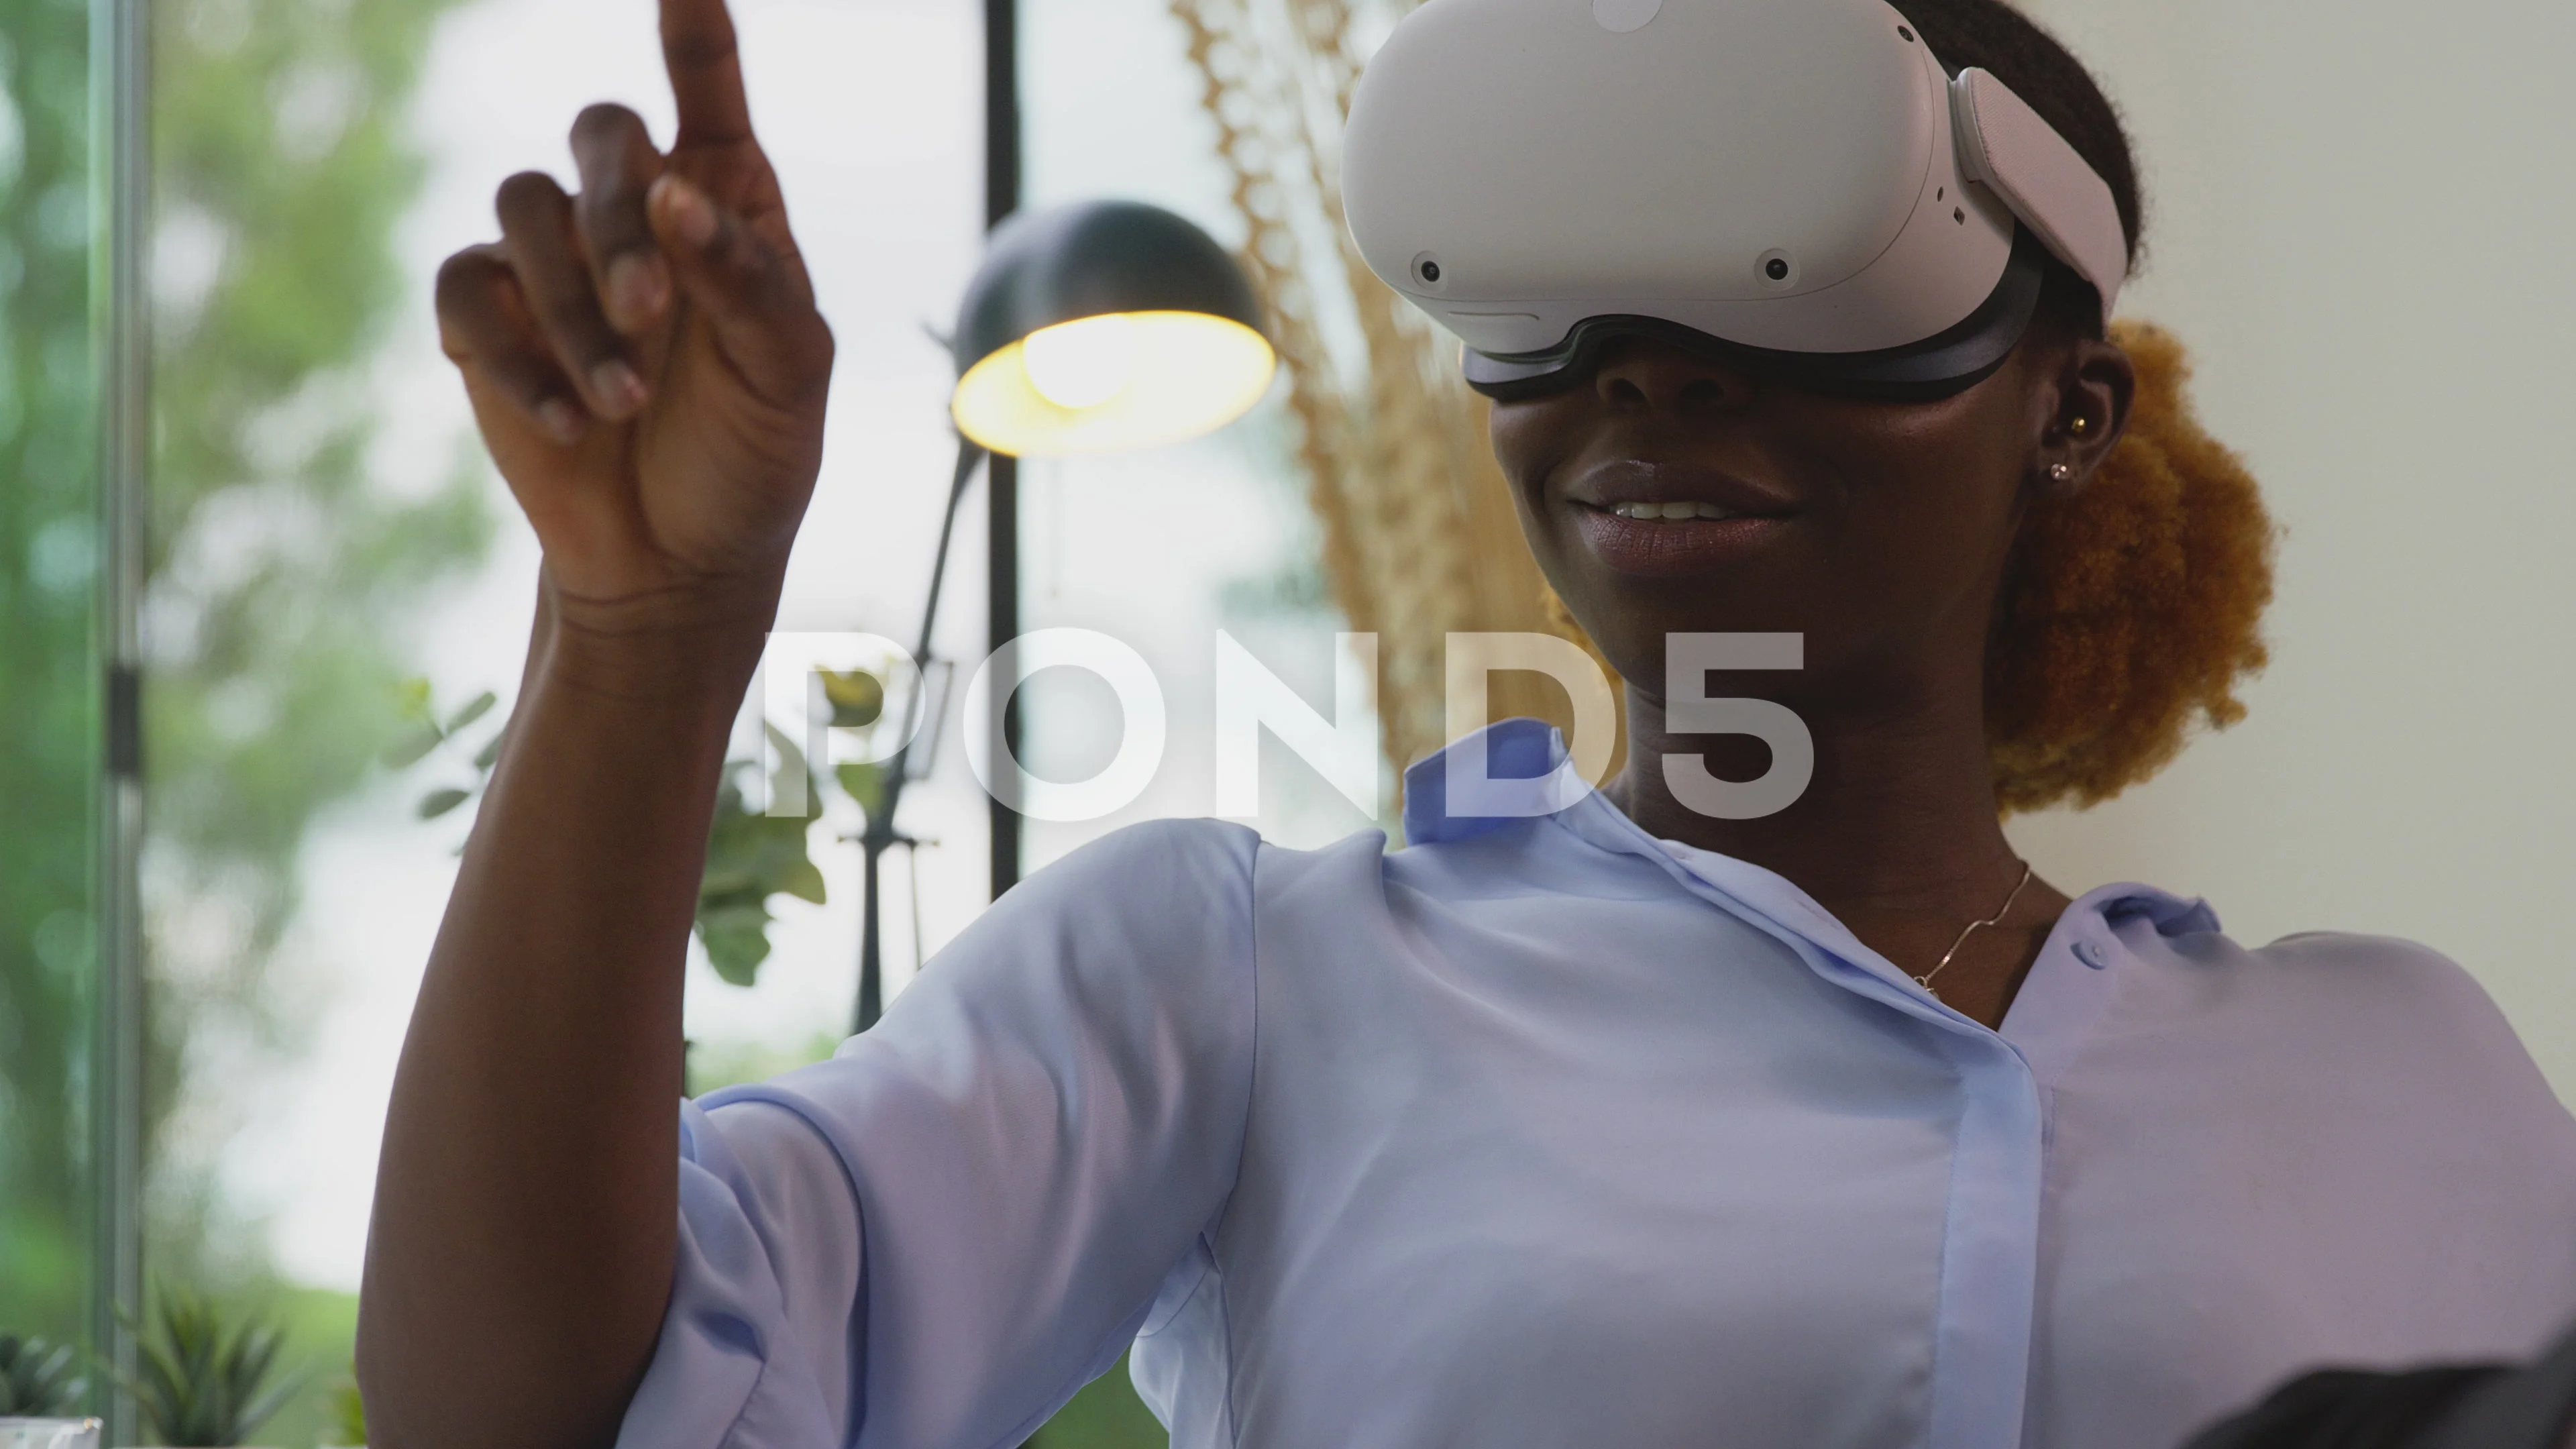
[2035,335,2137,496]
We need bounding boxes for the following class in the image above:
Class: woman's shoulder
[952,818,1435,979]
[1022,816,1268,902]
[2217,925,2512,1025]
[2130,907,2563,1108]
[863,818,1272,1026]
[752,820,1278,1124]
[1014,818,1412,920]
[2228,926,2487,996]
[2105,887,2496,1010]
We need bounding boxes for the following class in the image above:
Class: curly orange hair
[1983,320,2275,812]
[1540,320,2277,812]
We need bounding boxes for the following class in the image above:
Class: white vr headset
[1342,0,2129,400]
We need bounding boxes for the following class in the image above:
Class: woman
[356,1,2576,1446]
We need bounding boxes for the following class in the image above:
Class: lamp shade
[950,201,1277,458]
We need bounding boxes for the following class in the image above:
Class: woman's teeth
[1609,501,1740,521]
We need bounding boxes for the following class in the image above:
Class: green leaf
[445,690,498,733]
[780,857,828,905]
[115,1283,301,1445]
[333,1379,369,1446]
[705,811,808,892]
[0,1333,85,1416]
[756,817,820,873]
[690,753,833,987]
[699,863,760,898]
[472,731,505,771]
[762,722,816,818]
[696,900,771,934]
[695,856,762,892]
[699,914,775,987]
[417,788,473,820]
[381,722,444,769]
[763,721,810,780]
[234,1361,313,1445]
[395,676,434,721]
[820,667,885,729]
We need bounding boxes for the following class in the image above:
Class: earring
[2068,415,2093,438]
[2049,462,2075,482]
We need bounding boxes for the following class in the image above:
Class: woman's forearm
[367,0,833,1432]
[358,584,767,1449]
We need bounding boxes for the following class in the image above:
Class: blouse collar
[1401,718,2222,1049]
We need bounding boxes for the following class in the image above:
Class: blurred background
[3,0,2573,1442]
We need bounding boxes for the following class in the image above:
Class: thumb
[647,172,833,407]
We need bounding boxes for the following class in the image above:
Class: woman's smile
[1562,455,1803,577]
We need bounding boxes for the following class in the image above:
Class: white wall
[2002,0,2576,1095]
[1015,0,1386,871]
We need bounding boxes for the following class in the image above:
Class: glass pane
[0,0,103,1375]
[138,3,496,1435]
[1016,0,1373,883]
[131,1,981,1439]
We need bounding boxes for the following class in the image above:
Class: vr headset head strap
[1950,67,2129,325]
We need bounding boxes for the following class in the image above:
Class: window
[115,0,995,1438]
[1,0,108,1375]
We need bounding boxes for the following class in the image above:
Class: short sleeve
[615,818,1262,1449]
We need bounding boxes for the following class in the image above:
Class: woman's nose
[1592,336,1752,415]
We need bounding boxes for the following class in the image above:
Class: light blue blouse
[618,720,2576,1449]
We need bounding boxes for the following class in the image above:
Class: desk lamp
[853,201,1275,1030]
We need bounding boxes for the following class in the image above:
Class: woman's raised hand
[362,14,837,1445]
[435,0,834,625]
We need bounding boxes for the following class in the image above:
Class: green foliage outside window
[1028,1353,1171,1448]
[1,0,483,1426]
[139,0,490,1289]
[0,1332,89,1417]
[1,0,110,1353]
[138,0,488,1282]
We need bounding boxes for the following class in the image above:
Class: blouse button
[2073,941,2110,969]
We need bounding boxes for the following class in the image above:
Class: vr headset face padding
[1340,0,2131,400]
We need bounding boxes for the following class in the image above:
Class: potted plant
[113,1288,303,1448]
[1,1334,87,1419]
[317,1378,365,1449]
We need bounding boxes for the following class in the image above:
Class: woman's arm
[362,588,761,1448]
[355,2,835,1444]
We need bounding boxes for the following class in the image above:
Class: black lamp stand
[983,0,1025,908]
[853,436,987,1033]
[852,0,1022,1034]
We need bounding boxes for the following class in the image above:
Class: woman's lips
[1573,505,1791,577]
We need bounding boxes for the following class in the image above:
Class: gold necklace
[1913,862,2035,992]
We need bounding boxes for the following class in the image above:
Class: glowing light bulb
[1021,313,1139,411]
[953,313,1277,457]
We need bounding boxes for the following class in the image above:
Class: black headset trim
[1460,227,2051,404]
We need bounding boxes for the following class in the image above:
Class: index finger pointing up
[661,0,755,146]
